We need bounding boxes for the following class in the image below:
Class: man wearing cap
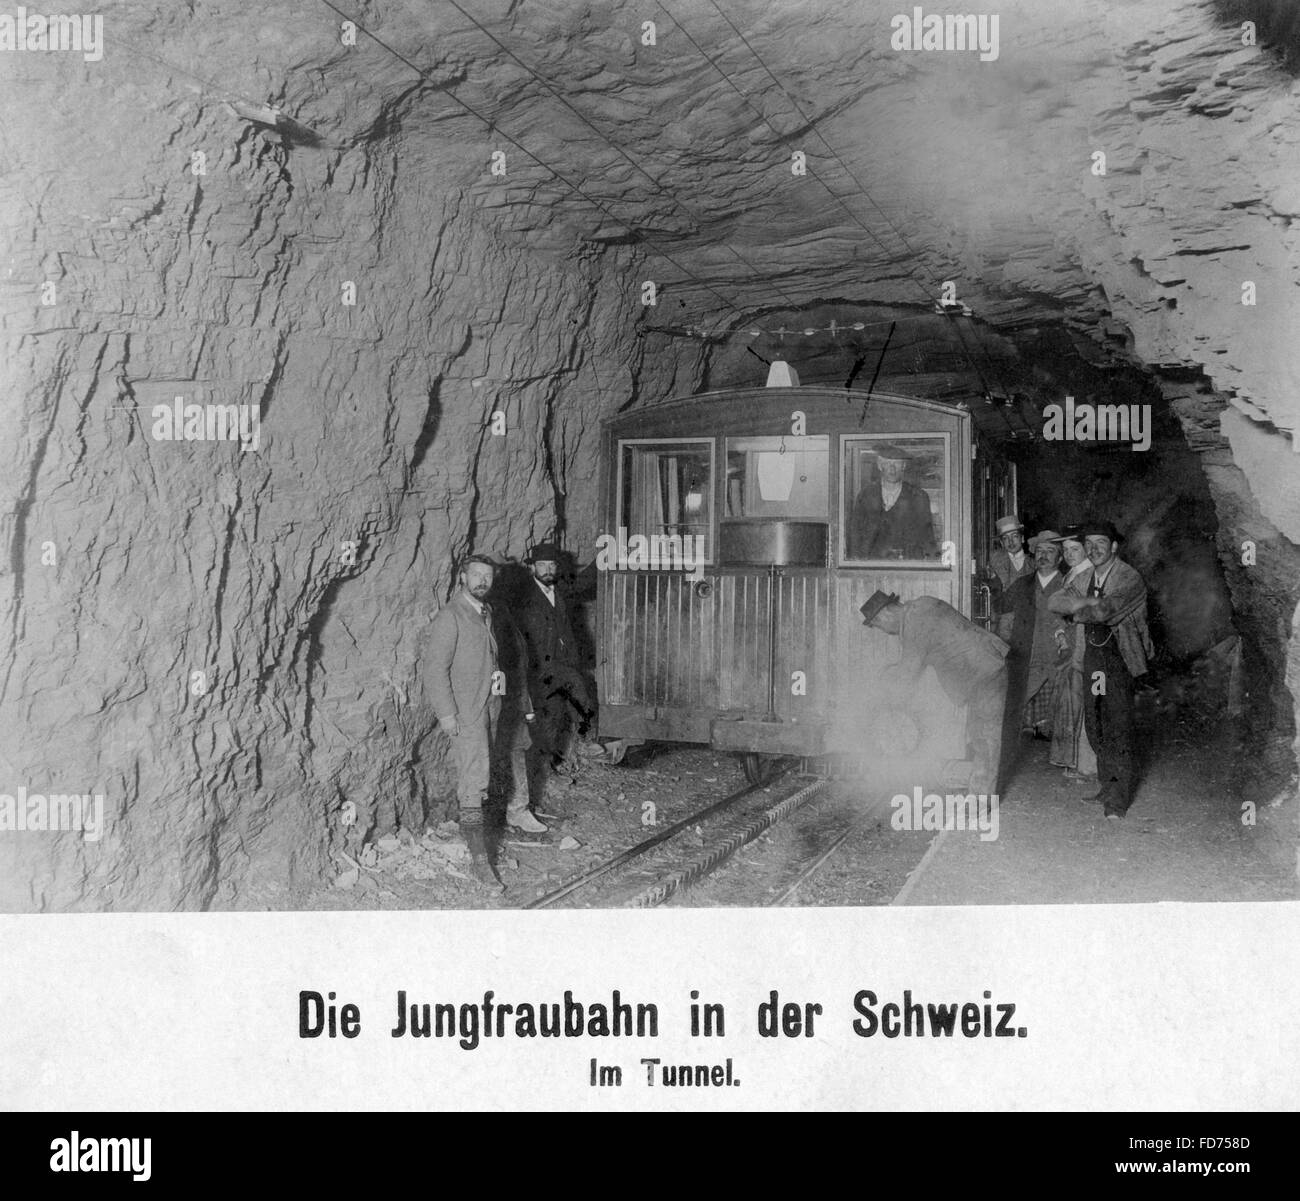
[847,444,938,560]
[426,554,512,891]
[514,542,594,817]
[860,590,1010,793]
[989,515,1034,594]
[1048,520,1153,819]
[998,531,1068,743]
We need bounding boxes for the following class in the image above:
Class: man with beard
[1048,520,1153,819]
[514,542,594,817]
[426,553,511,892]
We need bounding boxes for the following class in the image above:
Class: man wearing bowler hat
[847,443,938,560]
[859,590,1010,793]
[989,514,1034,593]
[1048,519,1153,819]
[514,541,594,818]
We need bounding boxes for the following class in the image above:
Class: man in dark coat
[998,530,1067,736]
[490,603,549,837]
[847,444,938,560]
[513,542,594,815]
[1048,519,1153,819]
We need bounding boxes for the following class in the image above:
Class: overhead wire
[434,0,988,357]
[439,0,810,315]
[698,0,1010,396]
[675,0,1013,399]
[317,0,756,319]
[321,0,1012,398]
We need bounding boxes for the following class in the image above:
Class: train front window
[618,440,713,560]
[841,434,948,565]
[723,436,828,519]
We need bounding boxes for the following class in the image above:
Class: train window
[841,434,948,564]
[723,436,828,519]
[618,439,714,559]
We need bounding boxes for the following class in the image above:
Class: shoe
[461,815,505,894]
[1104,809,1124,821]
[507,809,549,834]
[503,821,550,843]
[468,856,506,892]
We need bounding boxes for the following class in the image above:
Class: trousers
[449,702,497,814]
[1082,632,1136,808]
[964,661,1008,794]
[495,704,532,815]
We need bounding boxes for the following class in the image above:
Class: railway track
[763,795,896,906]
[526,767,832,909]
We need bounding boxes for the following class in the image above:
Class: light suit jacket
[899,596,1010,707]
[426,591,498,725]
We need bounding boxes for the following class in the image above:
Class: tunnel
[1,0,1298,910]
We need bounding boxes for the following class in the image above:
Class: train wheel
[741,753,781,786]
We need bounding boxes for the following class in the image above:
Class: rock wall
[0,12,690,910]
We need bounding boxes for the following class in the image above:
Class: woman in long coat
[1049,531,1098,781]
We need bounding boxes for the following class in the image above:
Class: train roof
[604,385,976,428]
[604,384,1036,441]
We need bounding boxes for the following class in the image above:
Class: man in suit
[989,515,1034,594]
[492,603,550,838]
[848,444,938,560]
[1048,520,1153,819]
[998,530,1068,750]
[426,554,516,891]
[514,543,594,816]
[860,589,1010,794]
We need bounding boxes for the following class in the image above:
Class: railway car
[594,364,1017,786]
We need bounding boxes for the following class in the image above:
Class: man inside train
[847,443,939,560]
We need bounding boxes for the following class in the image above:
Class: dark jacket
[999,570,1067,699]
[514,578,581,699]
[848,481,937,560]
[492,605,533,715]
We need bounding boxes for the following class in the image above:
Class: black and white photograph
[1,0,1298,1128]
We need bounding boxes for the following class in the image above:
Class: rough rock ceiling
[23,0,1299,420]
[230,0,1299,421]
